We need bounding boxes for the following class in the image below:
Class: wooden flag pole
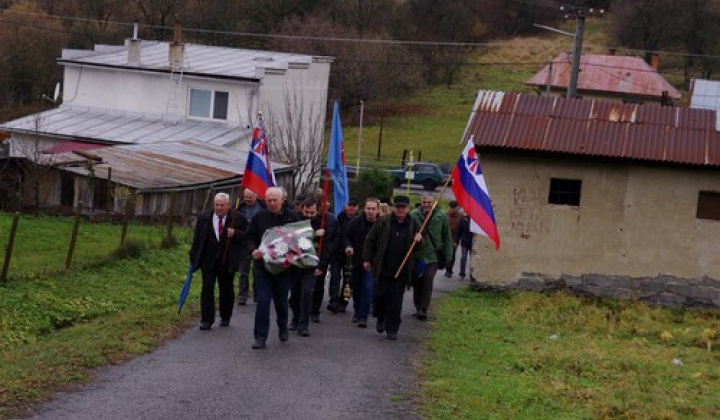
[317,169,331,259]
[220,190,242,267]
[393,174,453,279]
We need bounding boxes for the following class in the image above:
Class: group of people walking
[189,186,472,349]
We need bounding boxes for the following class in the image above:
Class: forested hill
[1,0,718,118]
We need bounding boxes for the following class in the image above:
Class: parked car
[388,162,446,191]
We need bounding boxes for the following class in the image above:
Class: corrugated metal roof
[59,42,331,80]
[464,90,720,167]
[527,52,681,99]
[53,140,294,191]
[0,105,250,147]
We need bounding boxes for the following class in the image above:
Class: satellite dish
[43,82,61,103]
[53,82,61,102]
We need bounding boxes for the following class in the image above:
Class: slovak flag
[241,114,276,200]
[451,137,500,249]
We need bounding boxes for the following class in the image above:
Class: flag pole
[221,189,243,267]
[317,168,330,258]
[393,173,453,279]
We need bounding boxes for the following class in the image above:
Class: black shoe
[337,306,347,313]
[311,314,320,323]
[326,304,338,314]
[412,309,422,318]
[444,272,452,278]
[298,329,310,337]
[252,339,266,349]
[199,322,212,330]
[289,321,298,331]
[417,310,427,321]
[376,319,385,333]
[358,318,367,328]
[219,319,230,327]
[279,328,289,342]
[237,297,247,306]
[386,332,398,340]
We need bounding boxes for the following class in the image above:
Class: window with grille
[548,178,582,206]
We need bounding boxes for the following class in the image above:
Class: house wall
[62,66,259,125]
[474,153,720,285]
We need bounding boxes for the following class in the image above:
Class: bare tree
[263,88,325,196]
[12,114,59,214]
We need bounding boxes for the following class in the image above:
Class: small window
[697,191,720,220]
[188,88,229,120]
[548,178,582,206]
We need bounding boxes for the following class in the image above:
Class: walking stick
[393,174,453,279]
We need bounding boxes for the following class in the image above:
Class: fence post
[1,212,20,284]
[105,167,113,220]
[162,192,176,248]
[66,200,82,269]
[120,194,135,247]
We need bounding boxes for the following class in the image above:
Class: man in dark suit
[189,192,248,330]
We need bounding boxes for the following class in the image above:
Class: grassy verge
[0,245,198,418]
[421,288,720,420]
[0,212,191,280]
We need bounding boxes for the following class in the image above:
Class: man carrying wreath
[247,187,299,349]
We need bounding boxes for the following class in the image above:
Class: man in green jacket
[410,193,454,320]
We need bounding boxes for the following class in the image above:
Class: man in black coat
[344,197,380,327]
[236,189,266,305]
[362,195,422,340]
[189,192,248,330]
[247,187,300,349]
[327,197,360,313]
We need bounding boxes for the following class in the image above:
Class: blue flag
[328,101,349,216]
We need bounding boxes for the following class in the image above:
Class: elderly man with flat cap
[362,195,422,341]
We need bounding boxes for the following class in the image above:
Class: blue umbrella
[177,264,194,314]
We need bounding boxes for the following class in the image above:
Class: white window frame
[187,88,229,120]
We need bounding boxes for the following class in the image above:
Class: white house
[1,22,333,199]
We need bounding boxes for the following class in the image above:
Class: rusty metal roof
[464,90,720,167]
[52,140,295,191]
[527,52,681,99]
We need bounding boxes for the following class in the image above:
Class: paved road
[18,271,464,420]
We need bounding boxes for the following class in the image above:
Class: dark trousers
[200,269,235,324]
[253,266,291,341]
[327,259,344,309]
[459,245,471,277]
[237,245,252,300]
[413,262,438,312]
[311,268,329,315]
[446,244,458,274]
[374,274,406,334]
[290,269,315,330]
[351,266,375,320]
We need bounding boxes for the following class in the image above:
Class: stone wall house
[462,90,720,307]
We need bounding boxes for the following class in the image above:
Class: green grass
[342,62,535,166]
[421,289,720,420]
[0,212,191,280]
[0,245,198,418]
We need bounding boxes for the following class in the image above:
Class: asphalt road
[393,184,456,200]
[17,270,464,420]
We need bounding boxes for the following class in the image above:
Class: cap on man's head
[347,197,359,205]
[449,200,458,208]
[393,195,410,207]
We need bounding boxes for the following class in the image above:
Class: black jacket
[362,214,421,282]
[457,217,473,249]
[189,209,248,273]
[334,210,358,255]
[344,215,376,267]
[310,212,338,271]
[246,207,300,252]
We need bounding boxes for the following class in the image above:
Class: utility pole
[356,100,364,176]
[565,8,585,99]
[534,6,603,99]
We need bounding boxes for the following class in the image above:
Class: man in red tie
[189,192,248,330]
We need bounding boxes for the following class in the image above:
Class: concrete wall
[473,153,720,288]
